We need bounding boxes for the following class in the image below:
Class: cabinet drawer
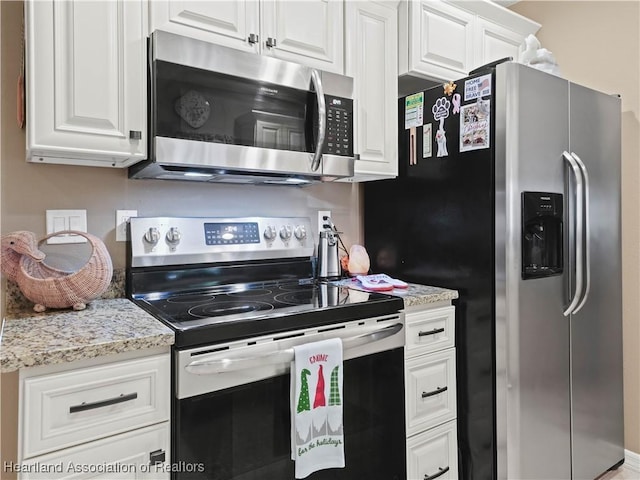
[407,420,458,480]
[22,354,170,459]
[19,422,170,480]
[405,306,455,357]
[405,348,456,436]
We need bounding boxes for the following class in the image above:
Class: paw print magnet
[432,97,451,158]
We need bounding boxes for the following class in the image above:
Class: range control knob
[279,225,292,241]
[263,225,277,241]
[166,227,181,245]
[294,225,307,241]
[144,227,160,246]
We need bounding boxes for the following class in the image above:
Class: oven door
[173,316,406,480]
[140,31,354,183]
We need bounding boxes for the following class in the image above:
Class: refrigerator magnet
[432,97,450,157]
[423,123,432,158]
[443,81,457,96]
[404,92,424,129]
[452,93,461,114]
[464,74,492,101]
[460,100,491,152]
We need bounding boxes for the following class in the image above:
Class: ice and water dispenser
[521,192,563,279]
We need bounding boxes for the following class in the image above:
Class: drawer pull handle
[150,449,166,466]
[422,386,448,398]
[69,392,138,414]
[418,327,445,337]
[424,466,450,480]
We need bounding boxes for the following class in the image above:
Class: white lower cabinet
[18,352,171,480]
[19,423,170,480]
[405,305,458,479]
[407,420,458,480]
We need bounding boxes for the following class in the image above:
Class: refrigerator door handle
[571,152,591,313]
[563,151,585,316]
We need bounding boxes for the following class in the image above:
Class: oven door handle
[184,322,403,375]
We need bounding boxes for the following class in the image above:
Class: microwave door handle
[563,150,585,316]
[184,322,403,375]
[571,152,591,314]
[310,69,326,172]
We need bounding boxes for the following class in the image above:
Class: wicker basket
[10,231,112,312]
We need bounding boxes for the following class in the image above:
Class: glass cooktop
[133,281,403,348]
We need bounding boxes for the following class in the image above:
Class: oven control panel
[130,216,314,267]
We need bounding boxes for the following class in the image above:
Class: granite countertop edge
[394,283,459,308]
[1,298,175,374]
[337,279,458,308]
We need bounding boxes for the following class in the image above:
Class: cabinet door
[474,18,526,70]
[149,0,260,53]
[261,0,344,74]
[343,1,397,181]
[26,0,146,167]
[405,348,457,436]
[19,423,170,480]
[407,420,458,480]
[408,0,474,80]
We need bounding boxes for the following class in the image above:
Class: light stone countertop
[1,298,174,373]
[336,279,458,308]
[386,282,459,307]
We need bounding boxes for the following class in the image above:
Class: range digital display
[204,222,260,245]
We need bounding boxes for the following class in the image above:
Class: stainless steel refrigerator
[364,62,624,479]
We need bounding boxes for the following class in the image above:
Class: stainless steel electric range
[127,216,407,480]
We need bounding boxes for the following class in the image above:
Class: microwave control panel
[324,95,353,157]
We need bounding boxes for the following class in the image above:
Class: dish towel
[290,338,345,479]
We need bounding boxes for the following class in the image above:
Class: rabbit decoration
[1,231,112,312]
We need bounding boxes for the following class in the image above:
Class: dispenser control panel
[521,192,564,280]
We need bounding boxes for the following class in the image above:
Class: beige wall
[0,0,364,273]
[511,0,640,455]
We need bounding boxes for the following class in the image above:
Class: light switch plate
[45,209,87,244]
[116,210,138,242]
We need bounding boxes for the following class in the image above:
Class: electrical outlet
[116,210,138,242]
[318,210,331,234]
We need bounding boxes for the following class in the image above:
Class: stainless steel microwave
[129,31,355,185]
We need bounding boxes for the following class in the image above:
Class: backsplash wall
[0,0,363,273]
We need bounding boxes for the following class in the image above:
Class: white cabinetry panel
[399,0,540,82]
[262,0,343,72]
[406,348,457,436]
[150,0,343,74]
[343,0,398,181]
[19,423,170,480]
[22,354,170,459]
[411,1,474,79]
[149,0,259,52]
[26,0,147,167]
[407,420,458,480]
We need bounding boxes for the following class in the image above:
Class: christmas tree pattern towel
[290,338,344,479]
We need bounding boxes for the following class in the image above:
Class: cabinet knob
[129,130,142,140]
[266,37,277,48]
[248,33,259,44]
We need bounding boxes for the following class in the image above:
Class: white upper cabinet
[150,0,344,74]
[149,1,260,53]
[26,0,147,168]
[343,0,398,181]
[399,0,540,82]
[400,1,475,80]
